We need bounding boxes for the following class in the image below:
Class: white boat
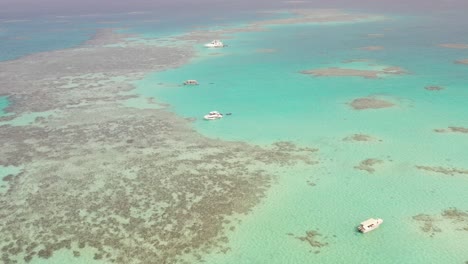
[204,40,224,48]
[184,80,199,85]
[204,111,223,120]
[358,218,383,233]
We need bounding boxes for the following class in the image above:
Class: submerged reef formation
[0,29,317,263]
[348,97,395,110]
[416,166,468,176]
[366,34,384,38]
[343,134,381,142]
[455,59,468,64]
[289,229,328,254]
[300,66,406,79]
[253,9,379,26]
[342,59,371,63]
[434,127,468,134]
[438,43,468,49]
[412,214,442,237]
[413,208,468,237]
[174,9,379,45]
[358,46,385,51]
[425,85,445,91]
[256,48,277,53]
[354,159,384,173]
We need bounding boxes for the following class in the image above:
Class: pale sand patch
[434,127,468,134]
[425,85,445,91]
[354,158,383,173]
[455,59,468,64]
[301,66,406,79]
[416,166,468,176]
[349,97,395,110]
[358,46,385,51]
[343,134,380,142]
[438,43,468,49]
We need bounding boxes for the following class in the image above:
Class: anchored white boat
[204,111,223,120]
[204,40,224,48]
[184,80,199,85]
[358,218,383,233]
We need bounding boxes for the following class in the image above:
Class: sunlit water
[1,8,467,264]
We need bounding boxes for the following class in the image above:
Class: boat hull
[204,116,222,120]
[204,44,224,48]
[358,218,383,233]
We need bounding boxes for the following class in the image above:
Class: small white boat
[358,218,383,233]
[204,111,223,120]
[184,80,199,85]
[204,40,224,48]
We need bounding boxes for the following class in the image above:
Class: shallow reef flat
[0,29,317,263]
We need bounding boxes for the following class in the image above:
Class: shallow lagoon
[0,7,467,264]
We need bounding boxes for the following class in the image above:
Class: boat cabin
[204,40,225,48]
[204,111,223,120]
[358,218,383,233]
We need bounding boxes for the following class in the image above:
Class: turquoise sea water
[1,7,468,264]
[0,96,8,115]
[133,11,468,263]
